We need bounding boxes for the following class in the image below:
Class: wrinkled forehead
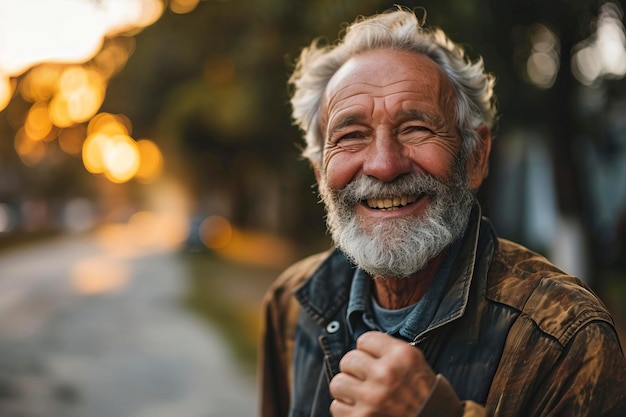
[320,49,456,126]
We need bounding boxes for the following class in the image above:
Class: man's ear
[467,126,492,190]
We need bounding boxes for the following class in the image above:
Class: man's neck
[371,251,448,310]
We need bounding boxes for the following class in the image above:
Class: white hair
[289,7,497,167]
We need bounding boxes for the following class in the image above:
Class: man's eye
[401,125,431,134]
[342,132,363,139]
[338,131,366,141]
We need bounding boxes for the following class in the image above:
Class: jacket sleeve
[258,252,327,417]
[259,285,294,417]
[527,320,626,417]
[417,320,626,417]
[416,374,487,417]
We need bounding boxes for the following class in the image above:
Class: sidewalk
[0,231,257,417]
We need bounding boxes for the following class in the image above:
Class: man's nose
[362,135,412,182]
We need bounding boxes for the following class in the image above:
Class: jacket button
[326,321,340,334]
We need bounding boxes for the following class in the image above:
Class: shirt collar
[295,203,491,335]
[345,232,464,341]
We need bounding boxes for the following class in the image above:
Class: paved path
[0,230,257,417]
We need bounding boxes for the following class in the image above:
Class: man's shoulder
[487,238,614,347]
[263,249,333,304]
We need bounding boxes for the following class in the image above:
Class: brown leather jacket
[260,211,626,417]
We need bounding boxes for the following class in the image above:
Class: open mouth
[364,194,424,211]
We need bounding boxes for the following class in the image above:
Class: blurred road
[0,230,257,417]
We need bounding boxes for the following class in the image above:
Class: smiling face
[317,49,487,278]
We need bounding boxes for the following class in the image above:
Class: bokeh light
[0,0,164,77]
[572,2,626,85]
[0,76,14,112]
[83,133,109,174]
[80,113,164,184]
[526,23,560,89]
[200,215,233,250]
[0,0,166,185]
[14,128,46,166]
[93,38,135,79]
[101,135,140,183]
[19,65,63,102]
[24,102,54,141]
[49,66,106,127]
[88,112,132,136]
[135,139,164,183]
[170,0,201,15]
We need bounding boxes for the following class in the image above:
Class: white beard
[319,169,474,279]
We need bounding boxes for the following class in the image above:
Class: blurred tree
[3,0,619,274]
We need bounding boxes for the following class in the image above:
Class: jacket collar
[295,203,493,333]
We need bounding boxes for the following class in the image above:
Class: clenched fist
[329,331,436,417]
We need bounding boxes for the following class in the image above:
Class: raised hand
[329,331,436,417]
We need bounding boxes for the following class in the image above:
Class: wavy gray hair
[289,7,497,168]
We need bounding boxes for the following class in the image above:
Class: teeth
[366,195,420,210]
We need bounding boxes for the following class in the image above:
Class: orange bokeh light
[49,66,105,127]
[170,0,201,15]
[200,215,233,250]
[87,112,131,136]
[14,128,46,166]
[102,135,140,183]
[24,102,54,141]
[135,139,164,183]
[0,76,15,112]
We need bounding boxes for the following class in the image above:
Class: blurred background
[0,0,625,415]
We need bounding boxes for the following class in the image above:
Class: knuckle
[329,372,347,393]
[371,363,398,385]
[339,350,355,369]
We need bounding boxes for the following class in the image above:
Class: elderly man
[260,7,626,417]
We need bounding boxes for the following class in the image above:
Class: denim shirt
[347,238,462,344]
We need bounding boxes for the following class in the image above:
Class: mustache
[334,173,449,206]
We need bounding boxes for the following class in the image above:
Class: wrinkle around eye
[399,130,459,153]
[326,138,367,154]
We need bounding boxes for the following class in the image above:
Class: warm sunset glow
[170,0,201,15]
[79,112,162,184]
[135,139,164,183]
[0,75,14,112]
[49,66,106,127]
[127,211,161,247]
[14,128,46,166]
[71,256,130,294]
[58,124,87,155]
[19,65,63,102]
[102,135,140,183]
[24,102,54,141]
[93,38,134,79]
[0,0,164,77]
[200,215,233,250]
[83,133,109,174]
[82,130,141,183]
[88,112,131,136]
[126,210,188,250]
